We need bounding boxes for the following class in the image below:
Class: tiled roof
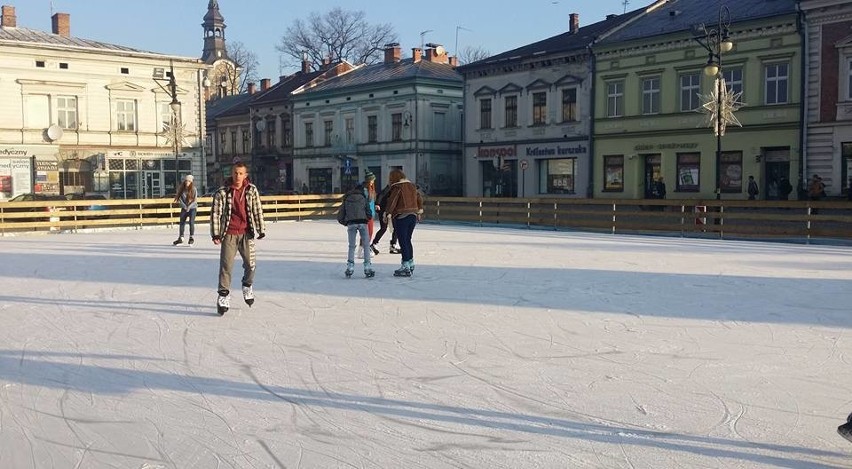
[0,26,162,55]
[207,93,253,121]
[599,0,797,44]
[251,69,331,105]
[296,59,462,96]
[457,7,647,71]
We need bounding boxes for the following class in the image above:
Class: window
[720,151,743,193]
[848,59,852,100]
[606,81,624,117]
[159,102,174,131]
[433,112,446,139]
[680,73,700,111]
[603,155,624,192]
[59,63,68,69]
[480,98,492,129]
[538,158,575,194]
[723,67,743,96]
[305,122,314,148]
[392,112,402,141]
[345,117,354,144]
[282,118,291,147]
[532,92,547,125]
[36,61,45,68]
[561,88,577,122]
[115,99,136,132]
[242,130,249,153]
[120,67,129,74]
[765,63,788,105]
[641,76,660,115]
[323,120,333,146]
[505,95,518,127]
[367,115,377,143]
[676,153,700,192]
[267,118,277,148]
[24,95,49,128]
[230,131,237,155]
[56,96,77,129]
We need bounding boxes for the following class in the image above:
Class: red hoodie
[226,178,249,235]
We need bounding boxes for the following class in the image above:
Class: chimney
[1,5,16,28]
[301,58,311,73]
[247,82,256,95]
[569,13,579,34]
[261,78,271,91]
[412,47,422,63]
[449,56,459,67]
[383,42,401,64]
[52,12,70,37]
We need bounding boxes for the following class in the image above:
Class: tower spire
[201,0,228,63]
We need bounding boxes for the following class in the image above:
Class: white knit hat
[184,174,194,182]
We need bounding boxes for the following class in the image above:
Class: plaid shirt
[210,182,265,240]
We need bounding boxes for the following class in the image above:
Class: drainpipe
[796,1,808,199]
[587,46,597,198]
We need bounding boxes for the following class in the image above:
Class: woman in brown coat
[383,169,423,277]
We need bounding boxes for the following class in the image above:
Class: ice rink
[0,220,850,468]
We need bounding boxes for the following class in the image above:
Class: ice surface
[0,221,850,468]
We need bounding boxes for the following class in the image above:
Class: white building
[800,0,852,197]
[290,44,464,195]
[456,12,644,198]
[0,5,208,199]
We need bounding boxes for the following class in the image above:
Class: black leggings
[372,211,396,245]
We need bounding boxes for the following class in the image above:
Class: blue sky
[12,0,635,80]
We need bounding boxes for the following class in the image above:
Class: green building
[592,0,801,200]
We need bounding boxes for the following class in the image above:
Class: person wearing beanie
[173,174,198,246]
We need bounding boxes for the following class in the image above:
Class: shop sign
[476,145,516,158]
[524,142,588,157]
[634,143,698,151]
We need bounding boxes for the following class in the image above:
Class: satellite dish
[255,120,266,131]
[434,45,446,56]
[46,124,64,141]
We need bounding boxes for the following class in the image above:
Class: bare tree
[458,45,491,65]
[221,41,260,94]
[276,7,397,71]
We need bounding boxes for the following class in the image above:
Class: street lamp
[694,5,733,200]
[155,61,183,194]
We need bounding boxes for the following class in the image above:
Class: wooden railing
[1,195,850,242]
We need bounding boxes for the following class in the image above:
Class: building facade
[0,5,208,199]
[800,0,852,197]
[290,44,464,195]
[457,9,652,198]
[593,0,802,200]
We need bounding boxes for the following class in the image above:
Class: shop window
[603,155,624,192]
[720,151,743,193]
[532,92,547,125]
[480,98,492,129]
[504,95,517,127]
[676,153,700,191]
[538,158,575,194]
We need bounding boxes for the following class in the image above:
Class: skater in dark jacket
[337,183,374,278]
[384,169,423,277]
[210,163,266,315]
[371,183,398,254]
[839,413,852,443]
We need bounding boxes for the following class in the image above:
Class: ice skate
[370,244,380,256]
[345,261,355,278]
[393,261,411,277]
[188,237,195,246]
[242,284,254,307]
[173,236,184,246]
[389,244,401,254]
[364,261,375,278]
[217,291,230,315]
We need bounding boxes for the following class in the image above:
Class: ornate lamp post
[694,6,735,200]
[157,62,184,194]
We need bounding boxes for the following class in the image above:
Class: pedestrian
[173,174,198,246]
[337,182,375,278]
[808,174,825,201]
[210,163,266,315]
[652,177,666,211]
[384,168,423,277]
[779,177,793,200]
[747,175,759,200]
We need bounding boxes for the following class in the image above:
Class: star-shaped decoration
[696,77,745,137]
[161,119,187,149]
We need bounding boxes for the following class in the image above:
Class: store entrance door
[143,171,162,198]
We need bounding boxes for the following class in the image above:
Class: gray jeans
[347,223,370,264]
[218,233,256,294]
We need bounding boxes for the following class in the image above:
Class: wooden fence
[1,195,850,243]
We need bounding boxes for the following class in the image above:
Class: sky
[9,0,637,80]
[0,221,850,467]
